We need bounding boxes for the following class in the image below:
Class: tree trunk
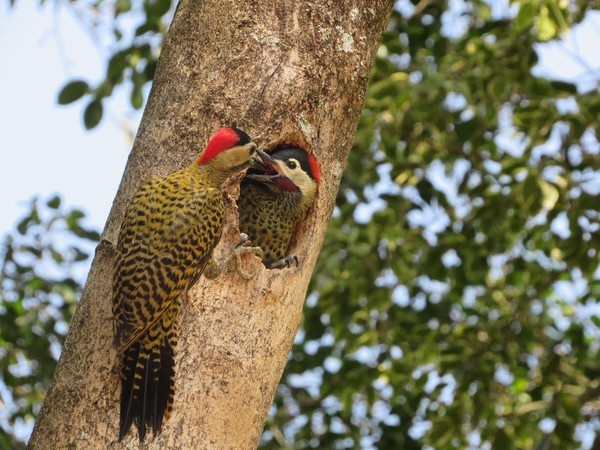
[29,1,394,448]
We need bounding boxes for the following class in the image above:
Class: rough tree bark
[29,1,394,448]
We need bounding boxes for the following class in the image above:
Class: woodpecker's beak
[247,149,282,181]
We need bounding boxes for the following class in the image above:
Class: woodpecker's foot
[203,259,221,280]
[203,234,264,280]
[268,255,300,270]
[230,233,264,279]
[233,243,264,280]
[237,233,250,247]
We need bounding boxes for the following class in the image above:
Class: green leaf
[550,81,577,94]
[73,249,89,262]
[113,27,123,41]
[135,21,160,36]
[130,87,144,110]
[107,51,129,80]
[145,0,172,18]
[68,209,86,222]
[535,6,557,41]
[46,196,61,210]
[83,100,103,130]
[143,60,157,79]
[16,216,31,235]
[115,0,131,14]
[57,80,89,105]
[455,118,478,142]
[515,2,535,31]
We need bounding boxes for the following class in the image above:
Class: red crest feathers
[308,153,321,185]
[198,128,242,164]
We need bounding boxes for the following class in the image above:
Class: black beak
[247,149,282,182]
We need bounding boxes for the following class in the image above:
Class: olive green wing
[112,172,223,352]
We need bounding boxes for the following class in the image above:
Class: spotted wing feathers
[112,170,221,351]
[113,168,224,441]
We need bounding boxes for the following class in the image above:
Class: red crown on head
[308,153,321,185]
[198,128,249,164]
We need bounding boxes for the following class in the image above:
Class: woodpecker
[236,147,320,270]
[112,127,258,441]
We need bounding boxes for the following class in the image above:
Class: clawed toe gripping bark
[268,255,300,270]
[204,233,264,280]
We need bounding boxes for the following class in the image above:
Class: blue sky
[0,4,598,238]
[0,2,133,235]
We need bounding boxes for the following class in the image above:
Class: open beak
[247,149,282,182]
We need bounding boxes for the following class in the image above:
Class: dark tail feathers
[118,338,175,442]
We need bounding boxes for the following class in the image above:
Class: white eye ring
[287,160,298,169]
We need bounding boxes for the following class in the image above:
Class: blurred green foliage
[53,0,171,128]
[260,1,600,449]
[0,197,99,448]
[3,0,600,448]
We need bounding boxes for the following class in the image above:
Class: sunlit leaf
[57,80,89,105]
[83,100,103,130]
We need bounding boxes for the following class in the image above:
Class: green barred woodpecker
[112,127,259,442]
[235,147,320,272]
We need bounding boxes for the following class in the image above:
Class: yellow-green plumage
[112,128,256,441]
[237,148,320,268]
[237,181,309,266]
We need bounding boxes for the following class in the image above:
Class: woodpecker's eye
[287,160,297,170]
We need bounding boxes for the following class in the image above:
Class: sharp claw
[238,266,257,280]
[236,233,250,247]
[231,243,263,279]
[235,249,252,279]
[203,234,263,280]
[268,255,300,270]
[202,233,263,279]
